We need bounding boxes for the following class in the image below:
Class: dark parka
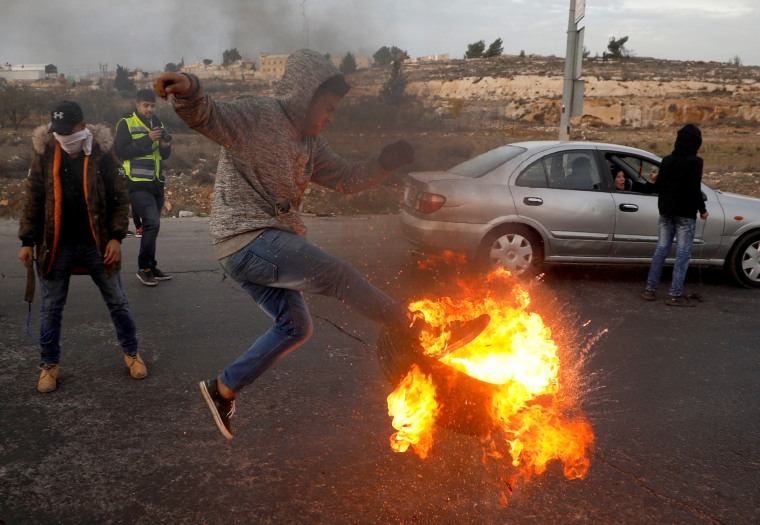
[18,124,130,278]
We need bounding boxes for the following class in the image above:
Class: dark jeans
[219,229,409,392]
[39,243,138,365]
[129,191,164,270]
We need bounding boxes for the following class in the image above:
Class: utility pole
[302,1,309,48]
[559,0,586,141]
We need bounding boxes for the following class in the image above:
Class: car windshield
[448,145,525,178]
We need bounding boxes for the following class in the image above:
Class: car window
[515,159,548,187]
[517,151,601,190]
[606,153,660,193]
[448,145,525,178]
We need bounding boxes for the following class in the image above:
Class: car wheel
[728,231,760,288]
[479,225,542,275]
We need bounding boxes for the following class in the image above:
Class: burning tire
[376,326,498,437]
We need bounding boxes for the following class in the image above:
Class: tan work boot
[124,353,148,379]
[37,364,60,393]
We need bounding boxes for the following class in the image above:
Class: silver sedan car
[401,141,760,288]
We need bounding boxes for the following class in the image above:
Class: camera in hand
[153,127,172,142]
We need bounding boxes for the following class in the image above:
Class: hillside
[1,55,759,219]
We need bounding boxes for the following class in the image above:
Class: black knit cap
[48,100,84,135]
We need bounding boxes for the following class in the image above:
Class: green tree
[222,48,242,66]
[203,59,213,66]
[339,52,357,74]
[380,59,407,106]
[728,55,742,66]
[465,40,486,59]
[373,46,407,66]
[484,38,504,58]
[164,63,179,72]
[607,36,630,58]
[114,64,136,92]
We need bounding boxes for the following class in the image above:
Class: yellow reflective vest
[119,114,164,183]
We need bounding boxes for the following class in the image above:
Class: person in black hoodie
[641,123,708,306]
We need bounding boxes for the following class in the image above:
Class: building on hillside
[0,63,58,81]
[258,53,289,79]
[180,58,256,80]
[405,54,450,64]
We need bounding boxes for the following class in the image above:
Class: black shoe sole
[199,380,234,440]
[136,274,157,286]
[440,313,492,357]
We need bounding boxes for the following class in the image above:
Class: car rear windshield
[447,145,526,178]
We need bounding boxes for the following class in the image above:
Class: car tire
[478,224,542,276]
[727,231,760,288]
[375,326,499,437]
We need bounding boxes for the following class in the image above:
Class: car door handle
[523,197,543,206]
[619,203,639,212]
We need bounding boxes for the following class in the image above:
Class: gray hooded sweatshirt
[172,49,390,258]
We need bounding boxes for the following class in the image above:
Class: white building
[0,63,57,81]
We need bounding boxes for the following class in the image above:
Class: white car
[401,141,760,288]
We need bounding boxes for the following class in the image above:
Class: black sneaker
[136,268,157,286]
[152,267,173,281]
[411,313,491,359]
[665,295,695,307]
[199,378,235,440]
[641,289,655,301]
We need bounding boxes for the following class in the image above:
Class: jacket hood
[274,49,346,130]
[673,123,702,156]
[31,123,114,155]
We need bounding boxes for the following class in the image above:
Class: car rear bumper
[400,210,486,256]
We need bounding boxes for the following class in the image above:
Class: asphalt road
[1,215,758,525]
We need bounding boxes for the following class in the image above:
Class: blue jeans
[219,229,409,392]
[39,244,138,365]
[129,191,164,270]
[645,215,697,296]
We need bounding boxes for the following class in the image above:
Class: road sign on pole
[574,0,586,24]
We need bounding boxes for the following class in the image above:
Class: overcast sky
[1,0,757,76]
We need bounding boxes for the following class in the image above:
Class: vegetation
[373,46,408,67]
[606,36,631,59]
[380,59,407,106]
[222,48,242,66]
[465,40,486,59]
[484,38,504,58]
[339,52,357,74]
[114,65,136,93]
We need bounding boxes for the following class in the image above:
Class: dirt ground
[1,123,759,219]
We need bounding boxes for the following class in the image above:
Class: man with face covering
[641,123,709,306]
[18,101,147,393]
[154,49,489,440]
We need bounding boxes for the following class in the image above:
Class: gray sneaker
[665,295,695,307]
[136,269,157,287]
[151,267,172,281]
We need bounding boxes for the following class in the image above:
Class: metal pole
[559,0,578,141]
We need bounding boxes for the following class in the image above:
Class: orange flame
[417,250,468,270]
[386,364,439,459]
[387,268,595,493]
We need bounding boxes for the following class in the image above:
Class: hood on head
[673,123,702,156]
[274,49,347,130]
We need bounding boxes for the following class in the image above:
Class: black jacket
[654,124,707,219]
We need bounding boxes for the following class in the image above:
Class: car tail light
[415,192,446,214]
